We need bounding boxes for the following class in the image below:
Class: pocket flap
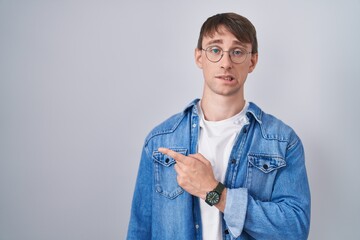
[153,148,188,167]
[248,154,286,173]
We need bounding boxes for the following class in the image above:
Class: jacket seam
[287,136,300,151]
[144,113,186,146]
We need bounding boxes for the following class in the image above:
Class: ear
[248,53,258,73]
[194,48,203,69]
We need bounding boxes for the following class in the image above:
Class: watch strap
[214,182,225,195]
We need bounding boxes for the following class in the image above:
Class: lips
[216,74,235,81]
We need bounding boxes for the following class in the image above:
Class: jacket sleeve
[126,145,153,239]
[224,138,311,240]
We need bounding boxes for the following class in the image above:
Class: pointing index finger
[158,147,186,163]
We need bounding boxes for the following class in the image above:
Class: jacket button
[224,229,229,234]
[231,159,236,164]
[156,186,162,193]
[243,128,247,133]
[263,164,269,170]
[192,123,197,128]
[165,158,170,164]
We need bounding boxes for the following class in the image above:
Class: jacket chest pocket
[152,148,187,199]
[245,154,286,201]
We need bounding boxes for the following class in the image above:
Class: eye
[231,48,245,57]
[208,47,222,55]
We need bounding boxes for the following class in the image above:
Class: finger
[174,163,185,175]
[175,167,191,188]
[158,147,187,163]
[175,159,186,169]
[189,153,212,166]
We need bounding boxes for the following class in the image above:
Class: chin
[214,87,242,97]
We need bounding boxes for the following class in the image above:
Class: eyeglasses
[202,46,252,64]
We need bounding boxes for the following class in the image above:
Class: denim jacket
[127,99,310,240]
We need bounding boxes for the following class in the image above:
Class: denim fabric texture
[127,99,311,240]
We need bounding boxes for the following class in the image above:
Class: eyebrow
[205,39,247,48]
[206,39,223,46]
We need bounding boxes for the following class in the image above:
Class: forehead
[202,26,248,48]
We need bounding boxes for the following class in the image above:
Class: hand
[158,147,218,199]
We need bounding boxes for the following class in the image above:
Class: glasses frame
[202,46,253,64]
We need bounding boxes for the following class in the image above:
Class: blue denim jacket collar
[184,98,262,124]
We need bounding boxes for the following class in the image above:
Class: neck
[201,94,245,121]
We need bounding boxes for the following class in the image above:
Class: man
[127,13,310,240]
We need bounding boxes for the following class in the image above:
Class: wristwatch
[205,182,225,206]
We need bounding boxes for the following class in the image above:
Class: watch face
[206,191,220,205]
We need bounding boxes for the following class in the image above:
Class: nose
[220,52,233,69]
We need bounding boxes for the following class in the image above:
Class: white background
[1,0,359,239]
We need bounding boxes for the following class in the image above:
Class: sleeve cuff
[223,188,248,238]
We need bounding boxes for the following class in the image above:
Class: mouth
[216,75,235,81]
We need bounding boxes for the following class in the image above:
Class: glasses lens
[230,48,248,64]
[205,47,222,62]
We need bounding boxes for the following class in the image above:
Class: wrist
[216,188,227,212]
[201,180,218,200]
[205,182,225,206]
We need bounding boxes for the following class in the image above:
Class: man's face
[195,26,258,98]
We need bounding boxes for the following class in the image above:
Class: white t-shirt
[198,101,249,240]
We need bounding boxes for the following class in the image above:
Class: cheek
[239,64,252,74]
[203,65,215,79]
[235,67,250,80]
